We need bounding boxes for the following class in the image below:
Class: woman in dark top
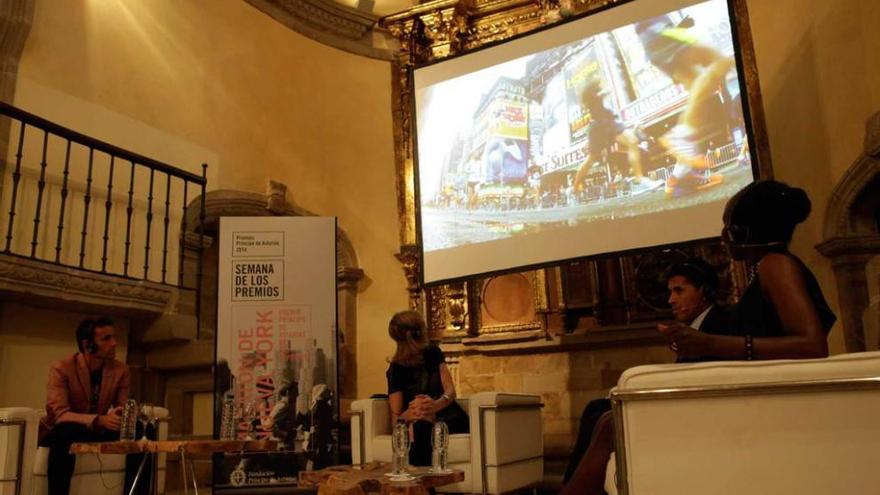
[659,179,835,359]
[386,310,468,466]
[562,180,836,495]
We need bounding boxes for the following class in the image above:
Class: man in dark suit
[563,257,728,483]
[663,258,729,361]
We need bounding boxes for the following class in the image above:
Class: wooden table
[70,439,276,495]
[299,462,465,495]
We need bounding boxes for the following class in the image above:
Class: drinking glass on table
[389,420,414,480]
[138,404,154,442]
[431,420,450,473]
[240,400,257,441]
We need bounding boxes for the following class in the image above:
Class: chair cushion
[372,433,471,464]
[34,446,126,475]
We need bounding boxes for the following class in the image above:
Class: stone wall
[448,337,675,463]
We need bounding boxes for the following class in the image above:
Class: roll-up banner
[213,216,337,491]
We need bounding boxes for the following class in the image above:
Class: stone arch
[186,183,364,401]
[817,110,880,352]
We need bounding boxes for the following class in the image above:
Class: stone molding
[244,0,396,60]
[186,188,361,274]
[821,110,880,240]
[0,254,172,315]
[816,235,880,261]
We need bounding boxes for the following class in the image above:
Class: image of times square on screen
[414,0,756,284]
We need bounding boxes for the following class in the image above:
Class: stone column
[0,0,34,184]
[817,237,880,352]
[337,266,364,406]
[0,0,33,104]
[863,255,880,351]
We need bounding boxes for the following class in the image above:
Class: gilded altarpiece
[383,0,767,344]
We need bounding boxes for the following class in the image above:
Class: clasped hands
[404,394,438,422]
[658,322,713,358]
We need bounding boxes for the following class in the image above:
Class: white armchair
[350,392,544,494]
[0,406,169,495]
[605,351,880,495]
[31,406,169,495]
[0,408,40,495]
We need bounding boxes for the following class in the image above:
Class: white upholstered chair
[350,392,544,494]
[604,351,880,495]
[32,406,170,495]
[0,408,40,495]
[0,406,169,495]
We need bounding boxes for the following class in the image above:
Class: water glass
[220,395,236,440]
[138,404,153,441]
[391,420,410,476]
[431,421,450,473]
[240,400,257,440]
[119,399,138,441]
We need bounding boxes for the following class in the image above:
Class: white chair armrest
[0,407,39,495]
[610,351,880,495]
[616,350,880,390]
[350,398,391,464]
[467,393,544,494]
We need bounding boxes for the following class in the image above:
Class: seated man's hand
[96,411,122,431]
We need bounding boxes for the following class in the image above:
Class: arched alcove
[186,183,364,401]
[817,110,880,352]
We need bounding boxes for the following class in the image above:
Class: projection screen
[414,0,757,284]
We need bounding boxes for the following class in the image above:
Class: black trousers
[40,422,155,495]
[563,398,612,484]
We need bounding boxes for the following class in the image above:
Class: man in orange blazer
[39,317,147,495]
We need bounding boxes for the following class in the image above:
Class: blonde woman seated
[386,310,469,465]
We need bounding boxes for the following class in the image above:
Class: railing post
[4,122,26,253]
[196,163,208,339]
[78,148,95,268]
[178,182,189,287]
[101,155,115,272]
[30,129,50,258]
[161,173,171,283]
[143,168,155,280]
[123,160,136,277]
[54,140,72,263]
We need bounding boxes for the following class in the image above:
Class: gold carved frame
[382,0,772,341]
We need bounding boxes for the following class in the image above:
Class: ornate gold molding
[395,244,422,308]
